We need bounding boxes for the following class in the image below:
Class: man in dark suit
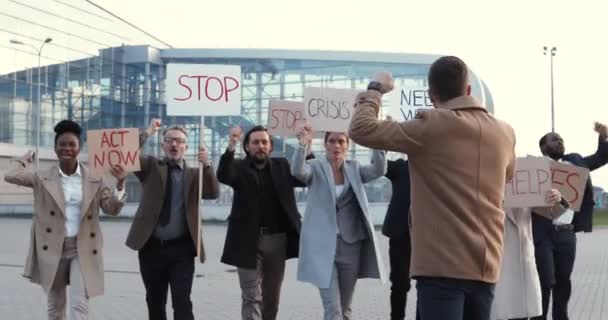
[125,119,220,320]
[383,156,416,320]
[218,125,306,320]
[532,122,608,320]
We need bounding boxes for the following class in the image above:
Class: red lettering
[551,169,568,186]
[93,153,104,168]
[107,150,121,166]
[189,75,208,100]
[120,150,138,166]
[205,77,223,101]
[100,132,112,148]
[174,75,192,101]
[223,76,240,102]
[514,170,528,194]
[115,130,129,146]
[534,169,550,194]
[270,110,280,129]
[565,173,580,204]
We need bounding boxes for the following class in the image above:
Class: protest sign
[385,86,433,121]
[504,157,552,208]
[303,87,360,132]
[267,100,306,137]
[166,64,241,116]
[550,161,589,211]
[87,128,140,177]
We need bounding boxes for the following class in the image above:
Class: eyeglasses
[163,137,187,145]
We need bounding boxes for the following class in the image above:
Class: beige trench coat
[491,203,568,319]
[4,160,125,297]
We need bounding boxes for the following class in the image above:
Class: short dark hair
[428,56,469,102]
[54,120,82,145]
[243,125,273,154]
[324,132,349,144]
[539,133,551,149]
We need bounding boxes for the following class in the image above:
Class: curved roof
[160,48,443,65]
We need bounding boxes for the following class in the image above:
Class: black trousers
[138,236,196,320]
[416,277,495,320]
[388,234,414,320]
[532,229,576,320]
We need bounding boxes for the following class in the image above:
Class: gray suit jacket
[291,146,387,288]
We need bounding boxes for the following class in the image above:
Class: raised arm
[349,72,427,154]
[135,118,162,182]
[4,151,36,188]
[580,122,608,171]
[291,125,313,185]
[216,126,243,187]
[359,149,387,183]
[198,145,220,199]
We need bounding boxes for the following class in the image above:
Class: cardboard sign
[385,86,433,121]
[550,161,590,211]
[267,100,306,137]
[504,157,552,208]
[166,64,242,116]
[303,87,360,132]
[87,128,140,177]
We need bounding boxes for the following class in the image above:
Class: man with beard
[532,123,608,320]
[218,125,307,320]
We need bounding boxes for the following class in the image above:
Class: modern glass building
[0,1,494,206]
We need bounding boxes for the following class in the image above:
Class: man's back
[350,94,515,283]
[407,98,515,283]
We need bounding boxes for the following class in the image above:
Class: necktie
[158,163,177,226]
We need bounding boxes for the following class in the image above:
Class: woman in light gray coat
[291,126,387,320]
[492,189,568,320]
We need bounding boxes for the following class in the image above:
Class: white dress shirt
[59,163,125,237]
[553,159,574,225]
[59,164,83,237]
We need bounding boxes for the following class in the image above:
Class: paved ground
[1,218,607,319]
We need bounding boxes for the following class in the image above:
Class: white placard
[166,64,242,116]
[303,87,360,132]
[385,86,433,121]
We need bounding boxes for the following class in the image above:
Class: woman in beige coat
[491,189,569,320]
[4,120,127,320]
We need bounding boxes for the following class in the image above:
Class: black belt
[554,224,574,232]
[146,235,191,247]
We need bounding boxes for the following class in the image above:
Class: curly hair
[54,119,82,145]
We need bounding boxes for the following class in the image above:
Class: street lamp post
[10,38,52,169]
[543,46,557,132]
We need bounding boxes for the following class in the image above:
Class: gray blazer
[291,146,387,288]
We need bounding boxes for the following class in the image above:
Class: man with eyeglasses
[125,119,220,320]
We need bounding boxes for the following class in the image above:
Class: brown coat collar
[435,95,487,112]
[39,163,101,219]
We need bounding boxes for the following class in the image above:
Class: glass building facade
[0,1,494,204]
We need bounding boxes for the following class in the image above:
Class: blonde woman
[291,126,387,320]
[492,189,569,320]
